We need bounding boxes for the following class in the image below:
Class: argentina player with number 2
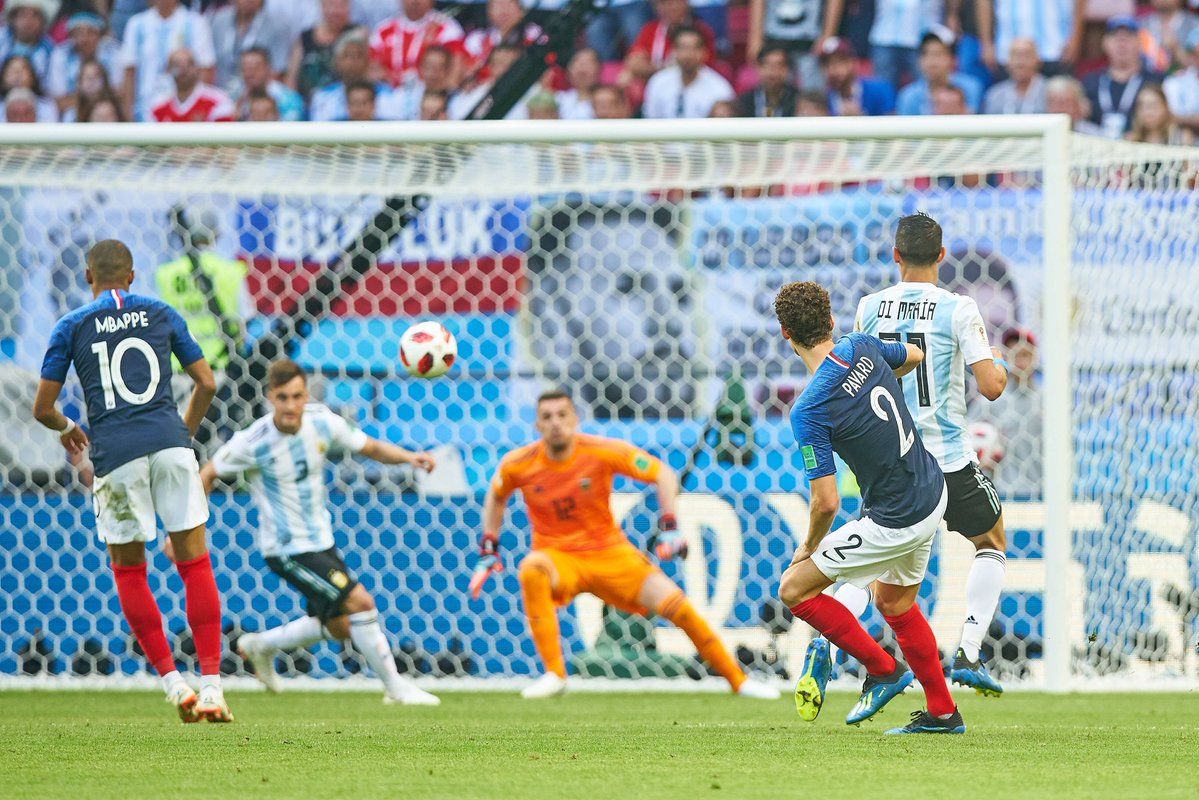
[32,240,232,723]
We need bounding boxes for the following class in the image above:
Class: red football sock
[885,605,955,717]
[791,595,897,676]
[112,563,176,677]
[176,553,223,676]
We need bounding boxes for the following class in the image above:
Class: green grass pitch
[1,690,1195,799]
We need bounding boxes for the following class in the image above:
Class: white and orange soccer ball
[399,321,457,379]
[969,421,1005,471]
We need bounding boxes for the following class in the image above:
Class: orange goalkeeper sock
[659,590,746,691]
[520,561,566,679]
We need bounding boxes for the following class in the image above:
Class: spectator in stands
[976,0,1083,76]
[642,25,733,118]
[245,89,280,121]
[591,83,631,118]
[419,87,448,119]
[708,97,735,116]
[1045,74,1103,135]
[1083,16,1165,138]
[868,0,938,90]
[556,47,600,120]
[287,0,362,99]
[211,0,295,91]
[121,0,216,121]
[0,0,56,84]
[983,37,1047,114]
[462,0,541,79]
[737,44,796,117]
[819,36,894,116]
[586,0,653,63]
[525,90,558,119]
[622,0,717,85]
[78,94,122,121]
[369,0,465,87]
[151,47,236,122]
[1126,83,1195,145]
[932,82,970,115]
[2,86,39,122]
[47,13,121,115]
[1141,0,1199,72]
[448,42,530,119]
[970,327,1041,498]
[1,54,57,121]
[392,44,454,120]
[1164,29,1199,133]
[235,46,303,120]
[795,86,828,115]
[62,59,122,122]
[345,79,378,120]
[747,0,845,92]
[310,30,399,121]
[897,27,984,115]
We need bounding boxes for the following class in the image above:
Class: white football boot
[521,672,567,699]
[237,632,282,694]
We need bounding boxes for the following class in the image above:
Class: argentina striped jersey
[855,282,994,472]
[211,403,368,557]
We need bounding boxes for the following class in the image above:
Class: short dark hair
[241,46,272,64]
[536,389,574,408]
[671,25,705,49]
[346,80,376,101]
[86,239,133,283]
[247,89,277,109]
[758,44,790,66]
[267,359,307,390]
[919,31,955,56]
[894,212,943,266]
[774,281,834,349]
[421,44,451,64]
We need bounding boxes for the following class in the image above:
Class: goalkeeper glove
[651,514,687,561]
[469,531,503,600]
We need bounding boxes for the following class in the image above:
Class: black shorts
[943,463,1003,539]
[265,548,358,621]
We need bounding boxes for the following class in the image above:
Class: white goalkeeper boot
[521,672,567,699]
[237,632,282,694]
[737,677,781,700]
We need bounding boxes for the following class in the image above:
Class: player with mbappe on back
[32,240,231,722]
[776,280,965,734]
[851,212,1010,695]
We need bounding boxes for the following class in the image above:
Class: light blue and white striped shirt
[212,403,369,557]
[994,0,1075,64]
[870,0,944,50]
[855,282,994,472]
[119,7,216,121]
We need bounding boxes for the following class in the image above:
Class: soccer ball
[969,421,1005,471]
[400,321,457,379]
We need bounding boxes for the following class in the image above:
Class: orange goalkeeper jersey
[491,434,662,552]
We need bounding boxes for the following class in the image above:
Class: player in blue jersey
[32,240,232,723]
[853,213,1010,696]
[774,281,965,735]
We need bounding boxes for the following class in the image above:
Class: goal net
[0,118,1195,691]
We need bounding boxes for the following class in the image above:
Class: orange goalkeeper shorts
[535,543,660,615]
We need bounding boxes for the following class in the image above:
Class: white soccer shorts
[92,447,210,544]
[810,486,949,588]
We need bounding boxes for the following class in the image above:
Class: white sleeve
[954,296,993,365]
[118,18,140,70]
[642,74,666,118]
[211,432,258,479]
[191,14,217,68]
[320,408,370,454]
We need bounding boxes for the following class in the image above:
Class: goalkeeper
[473,389,779,700]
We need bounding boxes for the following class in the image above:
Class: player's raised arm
[874,334,925,378]
[970,347,1009,401]
[955,297,1008,401]
[358,437,437,471]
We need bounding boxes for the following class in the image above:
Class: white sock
[199,674,222,692]
[960,549,1006,661]
[161,670,188,695]
[256,616,325,652]
[829,583,872,664]
[348,610,404,697]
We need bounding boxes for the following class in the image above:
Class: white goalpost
[0,116,1194,693]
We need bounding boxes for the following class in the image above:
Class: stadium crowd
[0,0,1195,140]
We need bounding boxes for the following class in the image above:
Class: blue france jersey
[791,334,945,528]
[40,289,205,477]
